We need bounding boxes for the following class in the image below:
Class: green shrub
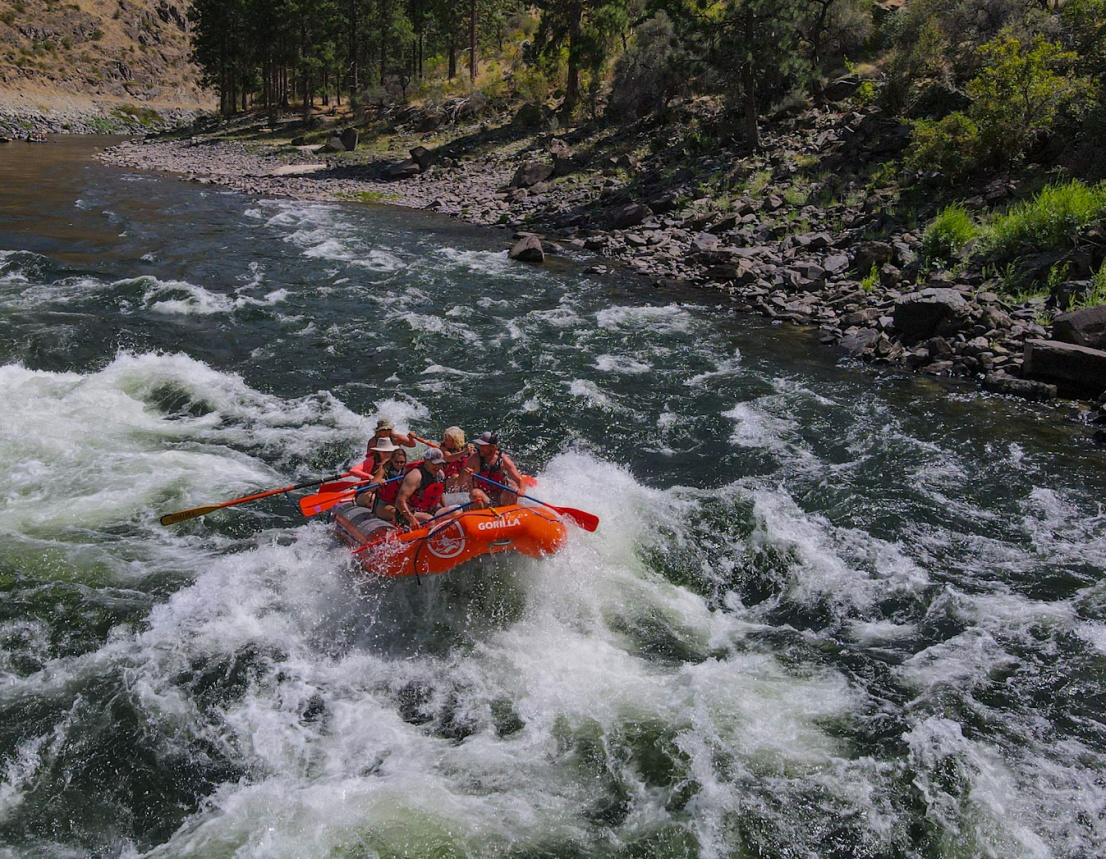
[979,180,1106,260]
[969,35,1082,166]
[906,112,981,180]
[922,203,977,266]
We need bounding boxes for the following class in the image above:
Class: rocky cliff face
[0,0,208,126]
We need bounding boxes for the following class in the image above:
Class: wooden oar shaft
[160,472,350,526]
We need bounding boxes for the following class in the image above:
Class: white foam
[593,354,651,374]
[685,349,743,387]
[595,303,699,334]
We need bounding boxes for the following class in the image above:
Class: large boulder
[384,158,421,180]
[1023,339,1106,399]
[608,202,652,230]
[510,160,555,188]
[339,127,359,151]
[892,288,969,343]
[983,372,1057,401]
[853,241,895,273]
[508,235,545,264]
[410,145,435,172]
[512,102,547,128]
[822,74,861,102]
[1052,306,1106,351]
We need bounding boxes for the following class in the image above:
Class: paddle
[475,476,599,532]
[298,475,404,517]
[160,471,351,526]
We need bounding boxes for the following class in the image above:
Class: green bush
[922,203,977,266]
[969,35,1082,165]
[979,180,1106,260]
[905,112,981,180]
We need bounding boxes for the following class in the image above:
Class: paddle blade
[553,506,599,532]
[159,504,222,526]
[299,489,356,517]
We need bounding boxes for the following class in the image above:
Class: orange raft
[332,501,569,578]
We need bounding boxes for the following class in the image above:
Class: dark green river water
[0,136,1104,858]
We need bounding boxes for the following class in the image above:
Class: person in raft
[395,447,449,529]
[356,442,408,520]
[365,418,416,460]
[464,432,525,508]
[439,425,474,493]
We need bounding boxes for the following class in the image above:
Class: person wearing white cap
[464,432,524,508]
[395,447,448,529]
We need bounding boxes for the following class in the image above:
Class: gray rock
[983,372,1057,401]
[322,135,345,153]
[840,328,880,355]
[511,160,555,188]
[1052,306,1106,351]
[410,145,434,172]
[339,127,359,151]
[384,158,421,180]
[509,235,545,264]
[893,288,969,343]
[853,241,894,273]
[609,202,652,230]
[513,103,547,128]
[1023,339,1106,399]
[823,74,862,101]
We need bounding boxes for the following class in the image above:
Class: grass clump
[921,203,977,268]
[979,180,1106,260]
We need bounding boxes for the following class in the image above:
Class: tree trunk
[741,9,760,150]
[349,0,359,109]
[448,35,457,80]
[742,61,759,150]
[560,1,582,122]
[468,0,477,83]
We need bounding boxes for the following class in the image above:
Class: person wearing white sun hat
[364,417,416,472]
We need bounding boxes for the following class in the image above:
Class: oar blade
[159,504,222,526]
[554,506,599,532]
[299,489,355,517]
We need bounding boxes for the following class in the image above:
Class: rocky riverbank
[0,91,204,136]
[98,102,1106,430]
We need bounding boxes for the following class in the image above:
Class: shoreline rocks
[0,91,204,137]
[97,124,1106,419]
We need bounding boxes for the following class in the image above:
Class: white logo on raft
[476,516,521,531]
[427,521,466,559]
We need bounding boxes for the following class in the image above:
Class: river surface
[1,137,1104,858]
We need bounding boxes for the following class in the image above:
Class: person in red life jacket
[365,418,416,459]
[395,447,448,529]
[356,445,408,521]
[464,432,524,508]
[439,425,474,493]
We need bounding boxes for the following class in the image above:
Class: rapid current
[1,137,1104,858]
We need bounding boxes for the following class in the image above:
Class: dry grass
[0,0,209,110]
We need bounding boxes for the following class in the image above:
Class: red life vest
[443,456,464,479]
[478,451,507,490]
[409,465,445,512]
[376,465,407,504]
